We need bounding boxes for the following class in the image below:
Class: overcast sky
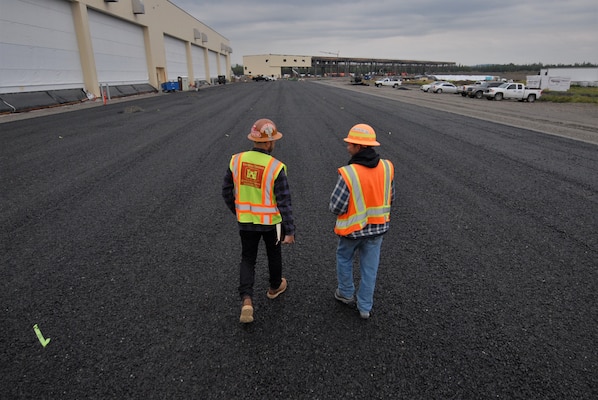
[171,0,598,67]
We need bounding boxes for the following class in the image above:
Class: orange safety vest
[230,151,285,225]
[334,159,394,236]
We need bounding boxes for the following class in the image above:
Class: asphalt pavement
[1,80,597,399]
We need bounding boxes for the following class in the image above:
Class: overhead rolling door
[208,50,218,80]
[219,54,227,75]
[164,35,188,81]
[88,9,148,85]
[0,0,83,93]
[191,45,207,82]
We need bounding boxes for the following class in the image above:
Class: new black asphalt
[1,80,596,399]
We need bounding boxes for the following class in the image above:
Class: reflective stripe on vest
[334,159,394,235]
[230,151,285,225]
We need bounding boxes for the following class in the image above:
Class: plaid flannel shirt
[329,173,394,238]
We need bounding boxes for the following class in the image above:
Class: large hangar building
[1,0,232,109]
[243,54,456,79]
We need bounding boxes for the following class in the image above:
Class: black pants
[239,229,282,299]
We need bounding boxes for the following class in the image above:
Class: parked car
[252,75,267,81]
[421,81,446,92]
[431,82,458,94]
[375,77,402,88]
[483,83,542,102]
[457,81,483,96]
[265,76,277,81]
[466,81,503,99]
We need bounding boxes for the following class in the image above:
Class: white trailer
[527,68,598,90]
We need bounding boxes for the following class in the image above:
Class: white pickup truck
[483,83,542,102]
[375,77,402,88]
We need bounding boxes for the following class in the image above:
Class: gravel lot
[1,80,597,399]
[314,78,598,145]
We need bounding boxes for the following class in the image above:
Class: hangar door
[208,51,219,81]
[0,0,83,93]
[88,9,148,85]
[164,35,189,81]
[191,45,207,82]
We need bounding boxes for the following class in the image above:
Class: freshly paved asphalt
[1,80,596,399]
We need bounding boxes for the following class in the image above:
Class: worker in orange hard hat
[343,123,381,146]
[329,123,395,319]
[222,118,295,324]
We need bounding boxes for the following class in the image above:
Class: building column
[70,1,100,97]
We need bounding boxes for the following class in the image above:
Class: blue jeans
[336,235,384,313]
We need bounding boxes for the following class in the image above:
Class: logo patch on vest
[240,162,264,188]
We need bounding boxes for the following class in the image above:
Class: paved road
[1,80,597,399]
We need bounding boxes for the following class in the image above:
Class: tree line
[452,62,597,73]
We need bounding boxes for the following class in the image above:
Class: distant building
[243,54,456,78]
[243,55,313,79]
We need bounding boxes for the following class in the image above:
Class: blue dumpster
[161,82,178,92]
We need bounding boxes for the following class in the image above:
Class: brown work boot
[239,297,254,323]
[267,278,288,299]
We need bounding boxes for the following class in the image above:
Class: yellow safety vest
[230,151,285,225]
[334,159,394,236]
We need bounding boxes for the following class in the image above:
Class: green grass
[539,86,598,104]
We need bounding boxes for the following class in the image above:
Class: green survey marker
[33,324,51,348]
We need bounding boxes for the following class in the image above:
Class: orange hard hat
[247,118,283,142]
[343,123,380,146]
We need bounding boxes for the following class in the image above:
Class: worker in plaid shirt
[329,123,395,319]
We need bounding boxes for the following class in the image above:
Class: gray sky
[171,0,598,67]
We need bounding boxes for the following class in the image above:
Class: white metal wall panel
[0,0,83,93]
[88,9,148,85]
[191,45,207,82]
[208,50,218,80]
[219,54,227,75]
[164,35,188,80]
